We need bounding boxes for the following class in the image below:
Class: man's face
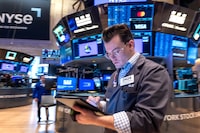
[40,76,45,83]
[104,35,134,69]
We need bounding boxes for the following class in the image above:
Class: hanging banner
[0,0,50,40]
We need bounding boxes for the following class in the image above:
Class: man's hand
[86,96,100,107]
[73,105,98,125]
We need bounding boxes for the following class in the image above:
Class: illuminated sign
[5,51,17,60]
[169,11,187,25]
[0,0,50,40]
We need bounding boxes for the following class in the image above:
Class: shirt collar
[121,52,140,69]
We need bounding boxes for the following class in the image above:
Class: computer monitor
[67,6,102,38]
[1,63,15,71]
[108,3,154,31]
[52,17,71,46]
[72,34,105,59]
[57,77,77,91]
[79,79,95,91]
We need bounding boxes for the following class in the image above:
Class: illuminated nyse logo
[74,13,99,33]
[169,11,187,25]
[75,14,92,27]
[63,80,72,85]
[0,8,41,25]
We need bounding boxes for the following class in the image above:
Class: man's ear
[128,40,134,48]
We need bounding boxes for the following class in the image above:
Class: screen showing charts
[57,77,77,91]
[72,34,104,59]
[108,4,154,31]
[79,79,95,91]
[154,32,188,58]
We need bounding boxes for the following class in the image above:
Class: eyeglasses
[105,47,125,59]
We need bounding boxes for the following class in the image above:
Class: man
[33,75,50,122]
[73,24,172,133]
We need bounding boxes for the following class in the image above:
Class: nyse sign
[0,0,50,40]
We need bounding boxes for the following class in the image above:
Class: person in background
[73,24,172,133]
[33,75,50,122]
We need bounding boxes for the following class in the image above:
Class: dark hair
[102,24,133,43]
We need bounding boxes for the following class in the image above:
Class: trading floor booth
[0,48,34,108]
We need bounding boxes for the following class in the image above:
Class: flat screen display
[1,63,15,71]
[108,4,154,31]
[57,77,77,91]
[95,0,147,5]
[5,51,17,60]
[134,38,143,53]
[132,31,152,56]
[154,32,188,58]
[187,40,198,65]
[79,79,95,91]
[72,34,105,59]
[19,65,29,73]
[60,46,72,65]
[103,74,111,81]
[67,6,102,38]
[37,64,49,76]
[52,17,71,46]
[153,2,195,36]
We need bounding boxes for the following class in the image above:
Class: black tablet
[56,97,105,116]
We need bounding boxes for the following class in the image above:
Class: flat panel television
[1,63,15,71]
[60,46,72,65]
[57,77,77,91]
[132,31,152,56]
[5,51,17,60]
[79,79,95,91]
[52,17,71,46]
[19,65,29,73]
[37,64,49,76]
[187,40,198,65]
[67,6,102,38]
[154,32,188,58]
[95,0,147,6]
[153,2,195,36]
[108,3,154,31]
[102,74,111,81]
[72,34,105,59]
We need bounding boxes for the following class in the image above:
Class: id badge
[120,75,134,86]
